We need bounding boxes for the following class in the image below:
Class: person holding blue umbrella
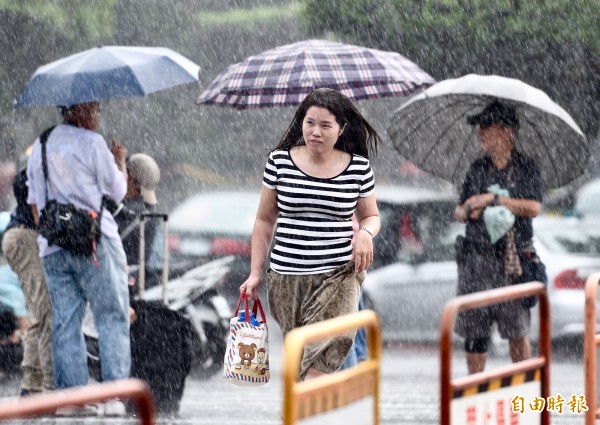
[16,45,200,417]
[26,101,131,417]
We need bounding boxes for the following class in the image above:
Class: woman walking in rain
[240,88,381,380]
[454,101,545,374]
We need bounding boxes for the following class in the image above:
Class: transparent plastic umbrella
[388,74,588,190]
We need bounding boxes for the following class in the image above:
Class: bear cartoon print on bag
[237,342,256,369]
[224,293,270,386]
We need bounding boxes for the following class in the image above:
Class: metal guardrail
[0,379,155,424]
[283,310,382,425]
[439,282,551,425]
[584,272,600,425]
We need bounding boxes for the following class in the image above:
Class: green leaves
[0,0,116,41]
[301,0,600,138]
[303,0,599,55]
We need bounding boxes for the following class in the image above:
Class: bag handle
[234,291,251,323]
[252,298,267,324]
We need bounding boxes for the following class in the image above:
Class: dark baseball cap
[466,101,519,129]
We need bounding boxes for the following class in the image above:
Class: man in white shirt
[27,101,131,417]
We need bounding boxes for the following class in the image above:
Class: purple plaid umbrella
[196,39,435,109]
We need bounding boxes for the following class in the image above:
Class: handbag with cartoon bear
[223,292,270,386]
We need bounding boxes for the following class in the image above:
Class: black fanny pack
[39,200,102,257]
[37,126,104,258]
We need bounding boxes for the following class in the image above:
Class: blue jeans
[341,296,368,370]
[43,237,130,389]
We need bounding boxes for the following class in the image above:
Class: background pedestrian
[1,162,54,396]
[113,153,161,267]
[454,101,544,374]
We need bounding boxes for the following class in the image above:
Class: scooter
[137,255,233,379]
[84,213,232,382]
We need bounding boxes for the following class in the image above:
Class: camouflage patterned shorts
[266,261,364,379]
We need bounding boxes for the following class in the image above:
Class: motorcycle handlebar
[140,212,168,221]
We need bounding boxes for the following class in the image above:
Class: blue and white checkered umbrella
[16,46,201,107]
[196,39,435,109]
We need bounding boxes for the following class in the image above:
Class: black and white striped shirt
[263,150,375,275]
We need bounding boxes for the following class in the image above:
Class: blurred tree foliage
[0,0,309,209]
[0,1,116,124]
[303,0,600,139]
[0,0,116,41]
[1,0,598,209]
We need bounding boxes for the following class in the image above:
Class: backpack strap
[39,126,56,205]
[39,126,106,217]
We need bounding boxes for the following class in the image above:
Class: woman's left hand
[352,230,374,273]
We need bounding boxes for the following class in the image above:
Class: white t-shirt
[27,124,127,257]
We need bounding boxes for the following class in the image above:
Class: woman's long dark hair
[271,88,381,158]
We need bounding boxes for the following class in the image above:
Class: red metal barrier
[0,378,155,424]
[440,282,550,425]
[584,272,600,425]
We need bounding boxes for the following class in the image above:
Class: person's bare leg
[466,353,487,374]
[509,336,531,363]
[304,367,327,380]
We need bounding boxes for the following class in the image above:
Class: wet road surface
[0,331,588,424]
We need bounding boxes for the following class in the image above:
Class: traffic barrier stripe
[453,368,541,399]
[297,372,376,419]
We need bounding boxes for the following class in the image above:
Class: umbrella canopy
[196,39,435,109]
[16,46,201,107]
[575,178,600,217]
[388,74,588,190]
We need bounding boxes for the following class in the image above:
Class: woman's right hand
[240,275,262,300]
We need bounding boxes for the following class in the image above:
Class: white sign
[451,381,541,425]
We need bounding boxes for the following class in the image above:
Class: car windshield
[535,222,600,254]
[169,192,259,234]
[424,219,600,259]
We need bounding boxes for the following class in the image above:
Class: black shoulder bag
[517,243,547,308]
[505,160,548,308]
[37,126,103,260]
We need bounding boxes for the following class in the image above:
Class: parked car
[575,178,600,218]
[362,215,600,344]
[167,191,260,308]
[373,184,457,270]
[166,185,457,308]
